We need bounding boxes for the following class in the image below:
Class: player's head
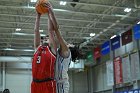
[41,35,49,46]
[67,44,78,62]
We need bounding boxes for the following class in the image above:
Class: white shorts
[56,81,69,93]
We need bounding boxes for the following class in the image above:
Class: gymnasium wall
[91,38,140,93]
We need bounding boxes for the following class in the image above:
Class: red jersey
[31,45,56,93]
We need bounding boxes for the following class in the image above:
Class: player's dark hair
[69,47,79,62]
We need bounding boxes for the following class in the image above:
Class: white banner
[122,55,131,83]
[130,52,140,81]
[106,60,114,86]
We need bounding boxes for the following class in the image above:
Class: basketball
[35,0,49,14]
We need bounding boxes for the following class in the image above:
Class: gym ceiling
[0,0,140,56]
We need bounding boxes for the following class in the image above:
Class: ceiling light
[124,8,131,13]
[90,33,95,37]
[23,49,34,52]
[60,1,63,5]
[30,0,37,2]
[4,48,15,51]
[63,1,67,5]
[110,35,117,39]
[137,21,140,24]
[2,48,34,51]
[12,33,34,36]
[100,32,103,34]
[40,34,46,37]
[60,1,67,5]
[16,28,21,31]
[53,9,68,12]
[39,30,44,32]
[115,14,128,17]
[13,33,25,35]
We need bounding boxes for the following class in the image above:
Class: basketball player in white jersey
[45,2,71,93]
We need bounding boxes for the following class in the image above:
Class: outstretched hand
[43,2,53,11]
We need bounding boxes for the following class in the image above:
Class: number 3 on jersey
[37,56,41,63]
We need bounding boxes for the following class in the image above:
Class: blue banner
[133,24,140,40]
[101,41,110,55]
[115,89,140,93]
[111,36,120,51]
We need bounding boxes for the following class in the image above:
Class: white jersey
[55,49,71,93]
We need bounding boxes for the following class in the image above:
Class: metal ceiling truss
[79,0,136,49]
[0,0,139,55]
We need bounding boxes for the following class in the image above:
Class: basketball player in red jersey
[31,7,57,93]
[31,2,71,93]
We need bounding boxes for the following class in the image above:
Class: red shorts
[31,81,56,93]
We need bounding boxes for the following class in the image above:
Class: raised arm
[48,14,57,54]
[34,13,41,49]
[47,3,70,58]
